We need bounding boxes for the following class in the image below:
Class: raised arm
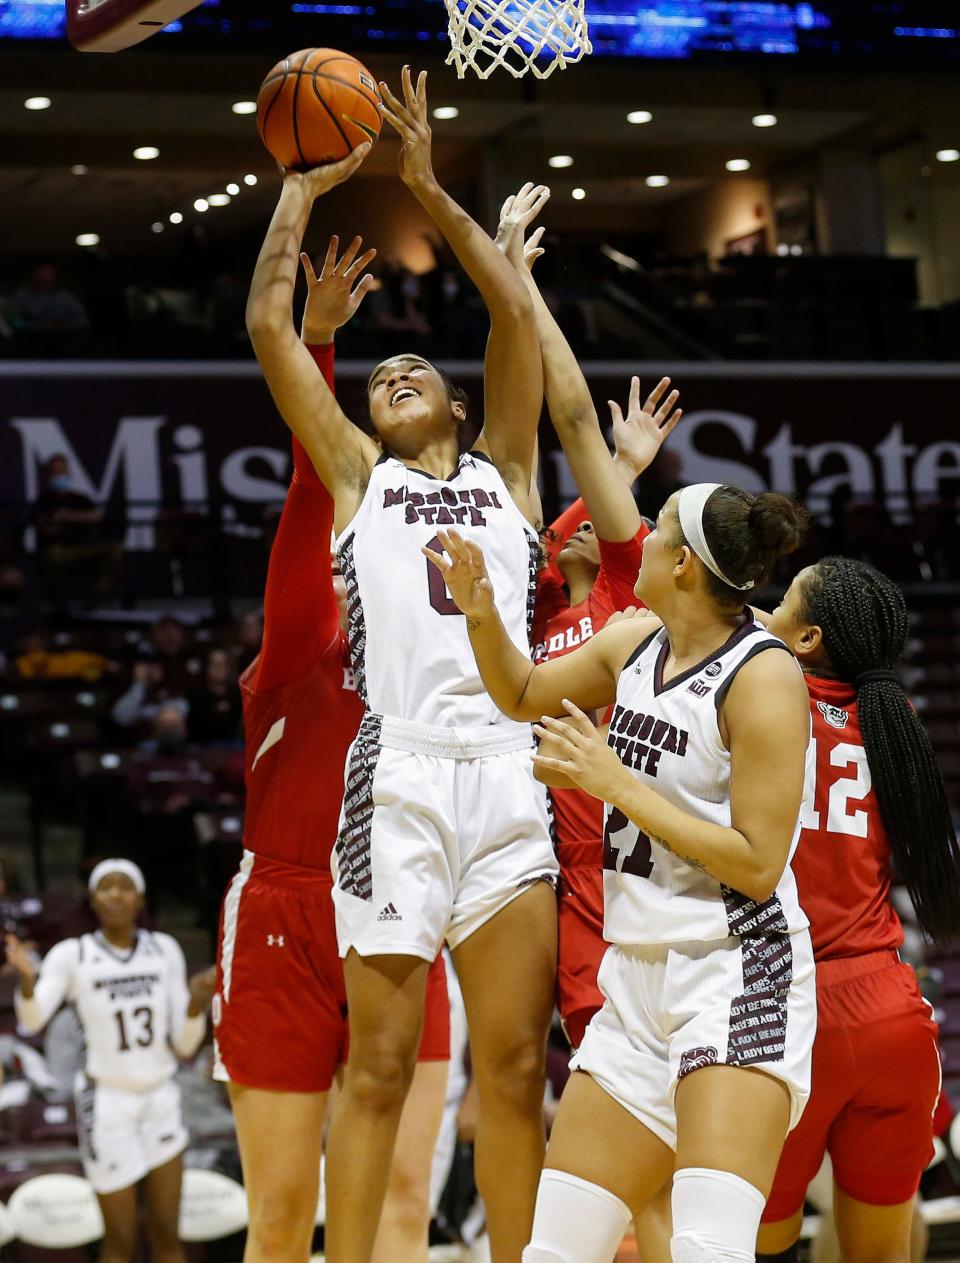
[423,528,657,719]
[245,152,380,515]
[496,193,680,541]
[378,69,544,494]
[255,238,377,692]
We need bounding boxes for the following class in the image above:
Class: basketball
[256,48,382,171]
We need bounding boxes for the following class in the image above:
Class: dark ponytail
[802,556,960,943]
[680,487,809,607]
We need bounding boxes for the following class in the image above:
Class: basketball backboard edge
[66,0,205,52]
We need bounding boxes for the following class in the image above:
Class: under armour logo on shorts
[266,934,285,946]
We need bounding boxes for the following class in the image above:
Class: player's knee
[248,1187,315,1258]
[382,1163,431,1240]
[345,1042,418,1113]
[475,1034,546,1108]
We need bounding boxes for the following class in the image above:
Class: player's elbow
[245,298,289,342]
[737,851,787,904]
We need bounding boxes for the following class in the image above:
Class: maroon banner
[2,361,958,548]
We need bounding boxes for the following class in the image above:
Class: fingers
[608,398,624,426]
[336,234,364,275]
[319,237,338,280]
[300,251,319,285]
[653,388,680,428]
[521,185,551,226]
[499,193,516,224]
[561,697,594,730]
[660,407,683,438]
[531,753,575,775]
[350,273,378,307]
[436,528,471,564]
[527,225,546,250]
[344,246,377,280]
[642,375,670,415]
[422,546,451,574]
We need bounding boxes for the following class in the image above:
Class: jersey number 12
[800,740,872,838]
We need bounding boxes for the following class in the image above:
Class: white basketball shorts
[74,1072,188,1194]
[332,714,557,959]
[570,930,817,1149]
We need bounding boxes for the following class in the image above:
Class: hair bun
[748,492,807,556]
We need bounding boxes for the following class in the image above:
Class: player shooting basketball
[247,65,559,1263]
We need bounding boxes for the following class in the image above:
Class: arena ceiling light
[936,148,960,163]
[208,193,231,206]
[232,101,257,115]
[571,187,586,200]
[432,106,459,120]
[726,158,751,172]
[169,212,183,224]
[752,113,778,128]
[194,198,209,213]
[75,233,99,247]
[133,146,160,160]
[25,96,51,110]
[226,182,240,195]
[645,174,670,188]
[71,164,88,175]
[151,222,164,234]
[243,173,258,186]
[549,154,574,168]
[627,110,652,125]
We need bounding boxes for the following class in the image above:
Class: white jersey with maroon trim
[337,451,539,729]
[15,930,204,1093]
[602,617,813,946]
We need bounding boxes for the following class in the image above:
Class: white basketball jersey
[602,618,813,946]
[16,930,202,1092]
[337,451,539,729]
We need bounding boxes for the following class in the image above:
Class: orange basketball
[256,48,382,171]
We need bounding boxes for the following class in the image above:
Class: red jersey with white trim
[241,345,364,871]
[793,674,903,960]
[533,498,647,848]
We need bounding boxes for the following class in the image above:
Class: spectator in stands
[138,702,192,756]
[111,660,188,737]
[14,626,113,681]
[186,648,241,748]
[32,455,119,605]
[130,615,199,693]
[0,565,39,668]
[10,263,89,356]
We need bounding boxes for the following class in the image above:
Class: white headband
[677,482,754,592]
[88,859,146,895]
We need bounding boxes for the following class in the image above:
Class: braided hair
[802,556,960,943]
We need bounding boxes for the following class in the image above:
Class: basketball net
[444,0,591,78]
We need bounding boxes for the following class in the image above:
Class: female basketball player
[426,483,815,1263]
[247,69,557,1263]
[216,231,449,1263]
[5,859,215,1263]
[754,557,960,1263]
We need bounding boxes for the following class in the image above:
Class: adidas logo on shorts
[377,902,402,921]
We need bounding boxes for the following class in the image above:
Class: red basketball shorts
[557,839,606,1049]
[764,950,941,1220]
[213,851,450,1094]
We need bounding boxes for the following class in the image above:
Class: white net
[444,0,591,79]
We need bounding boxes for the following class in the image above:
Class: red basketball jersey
[240,344,364,871]
[793,674,903,960]
[534,499,647,848]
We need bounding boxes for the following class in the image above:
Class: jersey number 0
[425,534,464,617]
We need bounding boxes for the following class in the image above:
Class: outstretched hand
[281,143,371,200]
[378,66,434,189]
[422,529,496,621]
[495,182,551,272]
[301,235,377,343]
[610,376,682,478]
[532,699,628,801]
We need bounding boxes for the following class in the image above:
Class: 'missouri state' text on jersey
[14,930,205,1092]
[337,451,538,729]
[603,618,814,945]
